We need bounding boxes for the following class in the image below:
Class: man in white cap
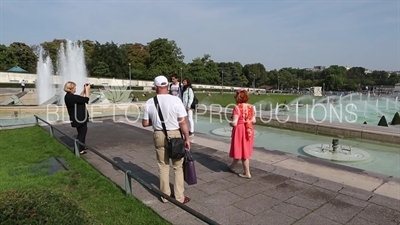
[142,75,191,204]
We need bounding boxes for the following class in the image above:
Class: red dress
[229,104,255,159]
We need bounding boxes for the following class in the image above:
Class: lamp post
[253,74,256,90]
[180,68,183,84]
[128,63,131,90]
[221,71,224,93]
[297,78,300,91]
[277,76,280,91]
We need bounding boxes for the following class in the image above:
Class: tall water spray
[58,40,88,105]
[35,40,88,105]
[36,48,56,105]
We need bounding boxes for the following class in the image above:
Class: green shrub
[0,189,99,225]
[391,112,400,125]
[377,116,389,127]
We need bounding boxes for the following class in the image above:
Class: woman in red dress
[228,89,256,178]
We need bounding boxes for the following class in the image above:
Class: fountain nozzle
[332,139,339,152]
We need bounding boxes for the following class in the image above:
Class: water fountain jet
[303,139,371,162]
[36,47,56,105]
[35,40,88,106]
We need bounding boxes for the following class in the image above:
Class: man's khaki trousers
[153,130,185,203]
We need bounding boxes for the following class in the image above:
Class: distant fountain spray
[36,48,56,105]
[386,98,389,111]
[363,101,367,118]
[36,40,88,105]
[58,40,88,105]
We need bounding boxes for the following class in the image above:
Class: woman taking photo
[182,78,195,136]
[64,81,91,155]
[228,89,256,178]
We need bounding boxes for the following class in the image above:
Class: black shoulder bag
[153,96,186,159]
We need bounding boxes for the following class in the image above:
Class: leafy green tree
[277,69,295,90]
[343,80,359,91]
[370,70,389,85]
[8,42,37,72]
[217,62,232,87]
[121,43,150,80]
[82,40,95,76]
[40,39,66,72]
[231,62,247,87]
[346,67,365,79]
[92,61,111,77]
[89,41,128,78]
[0,45,16,71]
[216,62,247,87]
[147,38,184,77]
[188,57,207,83]
[266,69,279,89]
[203,55,221,84]
[2,38,398,91]
[242,63,267,87]
[186,54,220,84]
[321,65,347,79]
[388,73,399,85]
[302,79,314,89]
[324,74,344,91]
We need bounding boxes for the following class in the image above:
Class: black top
[64,92,89,127]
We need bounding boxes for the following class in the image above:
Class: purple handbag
[184,149,197,185]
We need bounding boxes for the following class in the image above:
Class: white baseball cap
[153,75,169,87]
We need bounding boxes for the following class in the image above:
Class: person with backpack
[169,74,183,100]
[182,78,197,137]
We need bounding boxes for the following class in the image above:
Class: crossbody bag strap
[153,96,168,139]
[153,96,183,139]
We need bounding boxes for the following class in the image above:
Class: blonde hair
[64,81,76,93]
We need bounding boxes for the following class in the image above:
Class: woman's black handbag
[154,96,186,159]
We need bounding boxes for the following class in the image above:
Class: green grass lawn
[133,91,300,108]
[0,126,170,225]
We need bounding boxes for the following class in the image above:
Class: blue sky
[1,0,399,71]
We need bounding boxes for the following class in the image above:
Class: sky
[0,0,399,71]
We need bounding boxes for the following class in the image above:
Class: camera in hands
[85,83,94,88]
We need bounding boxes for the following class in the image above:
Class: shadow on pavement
[191,151,231,173]
[112,156,168,202]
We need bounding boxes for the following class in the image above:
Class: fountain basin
[211,127,261,137]
[303,144,372,162]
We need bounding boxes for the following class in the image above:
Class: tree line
[0,39,399,91]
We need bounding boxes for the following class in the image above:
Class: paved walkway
[50,120,400,225]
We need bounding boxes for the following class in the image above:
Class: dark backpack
[186,88,198,109]
[191,96,198,109]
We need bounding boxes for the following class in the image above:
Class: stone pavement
[49,119,400,225]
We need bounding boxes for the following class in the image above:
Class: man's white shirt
[143,94,187,131]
